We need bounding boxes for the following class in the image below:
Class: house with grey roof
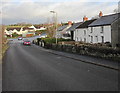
[74,19,96,42]
[57,21,72,39]
[88,13,120,47]
[57,25,68,38]
[66,22,83,40]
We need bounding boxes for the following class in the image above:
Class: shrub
[12,33,21,37]
[37,38,73,44]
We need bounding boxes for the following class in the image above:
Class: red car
[23,40,31,45]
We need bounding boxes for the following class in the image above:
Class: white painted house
[74,19,96,42]
[66,22,83,40]
[5,29,12,36]
[5,27,22,35]
[29,25,36,31]
[57,21,72,39]
[34,25,46,31]
[22,26,35,37]
[74,12,120,47]
[88,13,119,44]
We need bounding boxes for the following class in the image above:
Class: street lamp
[50,11,58,44]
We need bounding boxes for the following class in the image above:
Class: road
[2,39,118,91]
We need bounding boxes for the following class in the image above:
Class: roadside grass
[0,41,9,61]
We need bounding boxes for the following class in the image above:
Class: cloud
[1,1,118,25]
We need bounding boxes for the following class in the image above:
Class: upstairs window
[84,30,86,35]
[101,26,104,33]
[91,36,93,43]
[101,36,104,43]
[91,27,93,33]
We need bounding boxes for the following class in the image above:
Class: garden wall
[34,39,120,62]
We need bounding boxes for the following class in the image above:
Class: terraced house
[75,19,96,42]
[5,27,22,36]
[74,12,120,47]
[57,21,72,39]
[88,13,120,47]
[5,25,47,37]
[22,27,35,37]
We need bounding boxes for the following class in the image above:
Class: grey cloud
[1,1,118,25]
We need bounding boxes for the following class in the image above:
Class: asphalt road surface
[2,39,118,91]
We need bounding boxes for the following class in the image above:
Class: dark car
[23,40,31,45]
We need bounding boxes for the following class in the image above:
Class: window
[77,37,78,41]
[101,36,104,43]
[84,30,86,35]
[91,27,93,33]
[84,38,86,42]
[91,36,93,43]
[95,36,98,42]
[101,26,104,33]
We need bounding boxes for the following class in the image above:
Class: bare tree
[113,8,119,13]
[46,25,56,38]
[113,1,120,13]
[46,17,56,38]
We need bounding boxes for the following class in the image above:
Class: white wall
[74,25,111,43]
[74,28,88,42]
[29,25,37,31]
[88,25,111,43]
[5,29,12,35]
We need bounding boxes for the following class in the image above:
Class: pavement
[31,35,119,71]
[2,39,119,91]
[37,46,119,71]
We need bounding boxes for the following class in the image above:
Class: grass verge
[0,41,9,61]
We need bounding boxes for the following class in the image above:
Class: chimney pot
[83,16,88,22]
[99,11,103,17]
[68,21,72,25]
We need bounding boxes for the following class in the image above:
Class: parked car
[23,40,31,45]
[18,37,23,40]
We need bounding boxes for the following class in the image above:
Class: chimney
[83,16,88,22]
[68,21,72,25]
[99,11,103,17]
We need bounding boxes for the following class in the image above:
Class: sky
[0,0,119,25]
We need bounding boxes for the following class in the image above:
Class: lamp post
[50,11,58,44]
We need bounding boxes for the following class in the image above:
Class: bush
[37,38,73,44]
[12,33,21,38]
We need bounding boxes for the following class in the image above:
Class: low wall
[44,43,120,62]
[34,40,120,62]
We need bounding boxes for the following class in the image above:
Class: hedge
[37,38,73,44]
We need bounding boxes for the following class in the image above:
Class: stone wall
[34,39,120,62]
[44,43,120,62]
